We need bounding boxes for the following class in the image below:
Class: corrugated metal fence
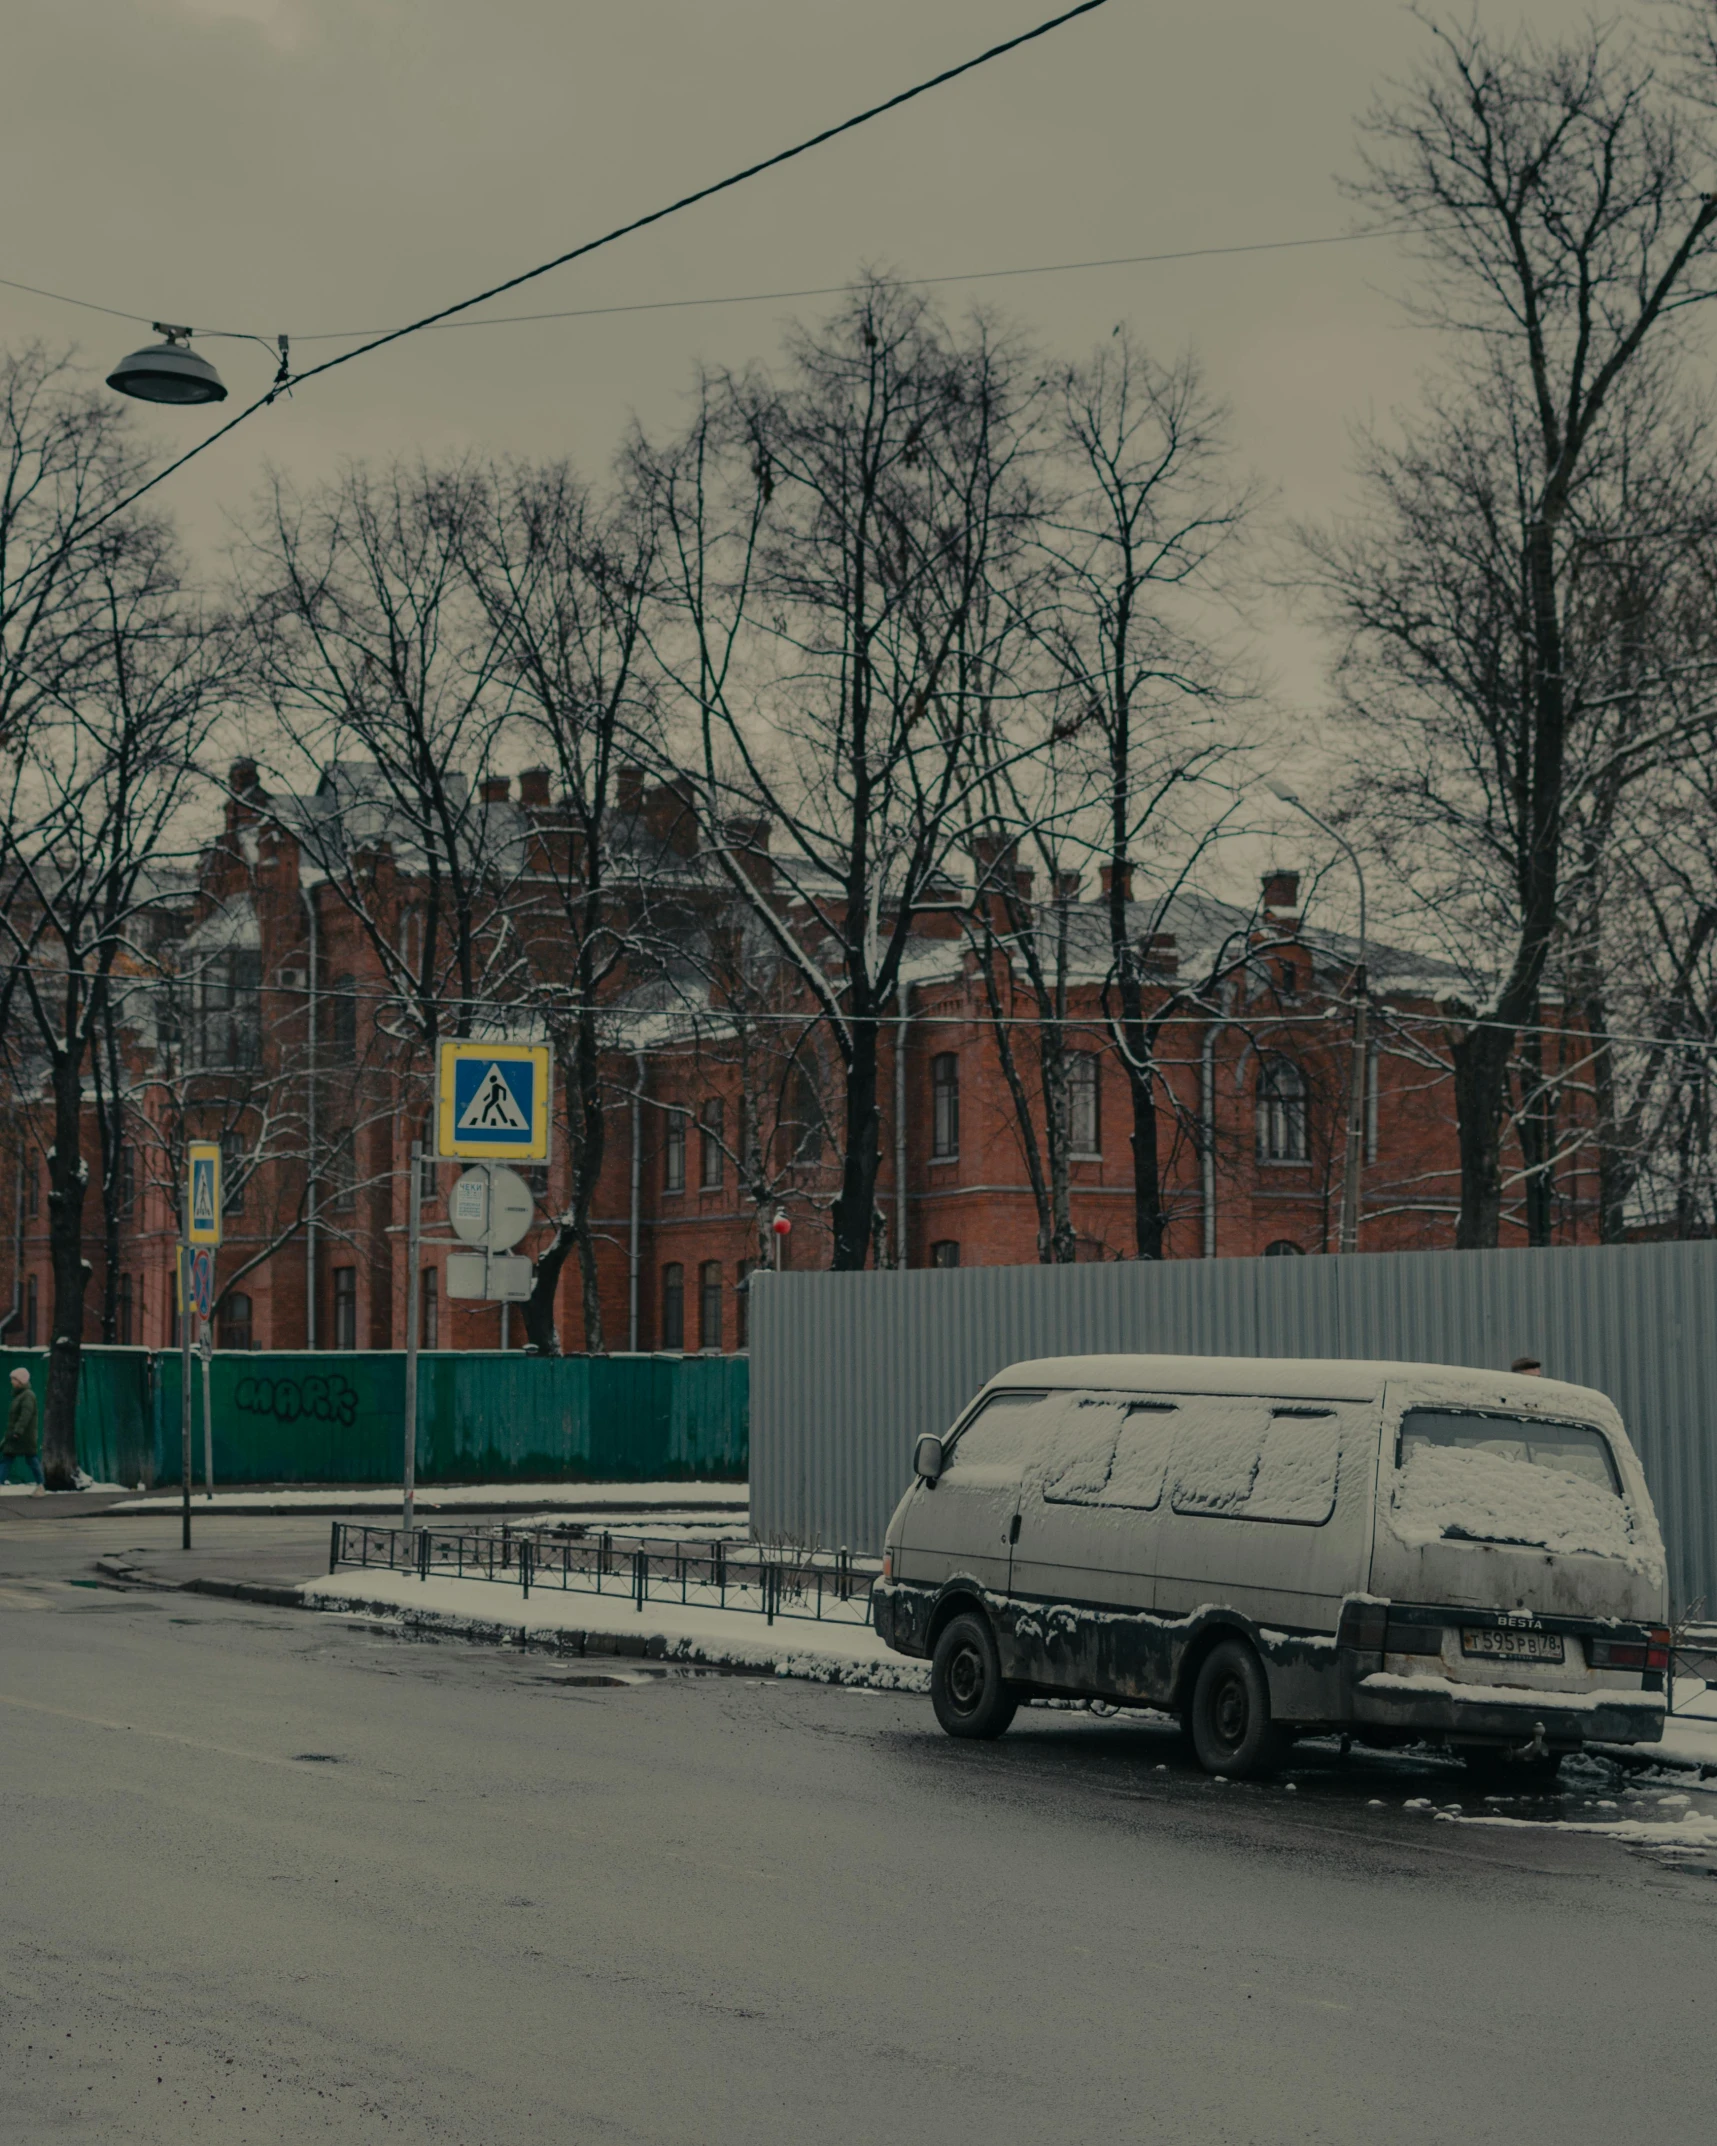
[748,1243,1717,1612]
[0,1347,748,1488]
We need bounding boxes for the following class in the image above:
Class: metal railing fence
[327,1520,878,1628]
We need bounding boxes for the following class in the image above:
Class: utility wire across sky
[8,0,1118,572]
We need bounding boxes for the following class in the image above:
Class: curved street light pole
[1268,783,1368,1255]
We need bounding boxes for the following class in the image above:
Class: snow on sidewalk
[298,1566,928,1691]
[102,1480,748,1515]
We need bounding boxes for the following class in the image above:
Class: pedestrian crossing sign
[436,1040,551,1160]
[187,1141,222,1246]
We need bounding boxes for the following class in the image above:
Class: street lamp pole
[1268,783,1369,1256]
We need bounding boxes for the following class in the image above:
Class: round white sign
[448,1165,536,1251]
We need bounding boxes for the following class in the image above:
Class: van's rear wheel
[1190,1639,1289,1779]
[931,1612,1018,1740]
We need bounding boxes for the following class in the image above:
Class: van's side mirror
[914,1432,944,1485]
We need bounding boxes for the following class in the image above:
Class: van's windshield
[1399,1410,1620,1495]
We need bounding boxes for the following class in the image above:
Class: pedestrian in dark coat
[3,1367,44,1493]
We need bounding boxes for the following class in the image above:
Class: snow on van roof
[987,1354,1617,1415]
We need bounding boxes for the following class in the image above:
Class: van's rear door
[1368,1379,1668,1639]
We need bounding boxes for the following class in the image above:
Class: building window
[736,1259,753,1349]
[699,1099,724,1190]
[332,1268,357,1350]
[196,949,262,1068]
[931,1054,960,1159]
[421,1266,439,1349]
[1069,1052,1100,1156]
[1256,1056,1308,1162]
[699,1260,723,1350]
[26,1165,38,1220]
[221,1130,246,1214]
[661,1263,685,1350]
[329,1128,356,1211]
[664,1111,687,1193]
[24,1273,36,1346]
[118,1145,137,1218]
[1263,1239,1305,1257]
[117,1273,134,1346]
[930,1240,961,1268]
[331,973,357,1056]
[220,1291,254,1350]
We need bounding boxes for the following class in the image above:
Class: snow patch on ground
[296,1568,927,1691]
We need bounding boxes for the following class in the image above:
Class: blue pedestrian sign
[186,1141,222,1246]
[436,1040,551,1161]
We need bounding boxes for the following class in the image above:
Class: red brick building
[0,766,1600,1359]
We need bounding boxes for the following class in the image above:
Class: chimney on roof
[1100,862,1134,903]
[517,766,551,807]
[1056,870,1083,902]
[1262,869,1300,920]
[225,758,264,834]
[616,764,645,815]
[643,779,698,857]
[481,774,510,805]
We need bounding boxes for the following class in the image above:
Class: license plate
[1461,1627,1564,1664]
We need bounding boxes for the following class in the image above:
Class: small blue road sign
[436,1041,551,1160]
[188,1247,215,1320]
[187,1141,222,1246]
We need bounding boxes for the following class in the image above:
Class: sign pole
[179,1238,192,1550]
[199,1322,214,1500]
[403,1138,423,1534]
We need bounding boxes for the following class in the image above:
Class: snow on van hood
[1388,1440,1665,1585]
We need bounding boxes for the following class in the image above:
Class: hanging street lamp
[106,324,229,406]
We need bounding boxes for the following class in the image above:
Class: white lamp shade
[106,341,228,406]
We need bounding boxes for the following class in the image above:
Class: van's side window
[1042,1396,1179,1509]
[948,1392,1050,1470]
[1170,1401,1341,1526]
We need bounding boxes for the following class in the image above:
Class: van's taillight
[1588,1629,1671,1671]
[882,1549,893,1582]
[1587,1638,1646,1669]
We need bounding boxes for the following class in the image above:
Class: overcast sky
[0,1,1661,787]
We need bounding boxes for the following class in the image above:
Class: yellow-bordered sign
[435,1040,552,1161]
[187,1140,222,1246]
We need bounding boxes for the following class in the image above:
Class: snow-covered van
[872,1355,1670,1780]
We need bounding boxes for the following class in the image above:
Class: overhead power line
[18,0,1115,560]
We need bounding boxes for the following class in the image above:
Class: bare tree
[1319,13,1717,1246]
[237,458,522,1051]
[0,511,227,1483]
[1029,332,1255,1257]
[637,282,1043,1269]
[462,461,660,1351]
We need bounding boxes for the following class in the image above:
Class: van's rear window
[1399,1410,1620,1495]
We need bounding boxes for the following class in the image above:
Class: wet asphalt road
[1,1511,1712,2146]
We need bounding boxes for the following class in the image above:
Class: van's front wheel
[1190,1639,1289,1779]
[931,1612,1018,1740]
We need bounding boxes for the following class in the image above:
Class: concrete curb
[89,1555,929,1690]
[305,1582,932,1690]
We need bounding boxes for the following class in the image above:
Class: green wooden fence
[0,1347,747,1487]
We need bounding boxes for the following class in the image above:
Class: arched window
[1256,1056,1308,1162]
[663,1110,687,1193]
[220,1291,254,1350]
[931,1054,960,1159]
[699,1099,724,1189]
[698,1261,723,1350]
[1263,1240,1305,1258]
